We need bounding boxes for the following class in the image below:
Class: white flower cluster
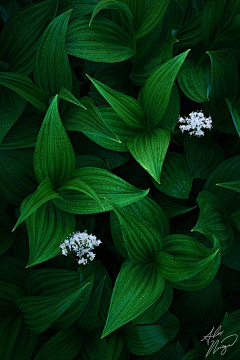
[178,110,213,137]
[60,230,102,265]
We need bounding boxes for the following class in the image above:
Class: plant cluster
[0,0,240,359]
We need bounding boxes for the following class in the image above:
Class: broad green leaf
[87,75,146,130]
[142,50,190,128]
[107,332,124,360]
[80,328,108,360]
[0,0,58,74]
[225,98,240,137]
[66,16,135,63]
[0,89,26,144]
[201,0,226,46]
[0,313,23,360]
[34,95,75,188]
[62,98,121,142]
[184,136,224,179]
[216,180,240,193]
[217,0,240,31]
[12,177,62,232]
[177,59,210,103]
[25,201,76,267]
[122,324,170,356]
[58,87,87,110]
[134,0,170,40]
[152,152,192,198]
[57,0,98,21]
[83,106,135,152]
[132,281,173,325]
[175,11,203,48]
[154,192,197,219]
[33,325,82,360]
[0,149,37,206]
[89,0,133,30]
[156,234,221,291]
[0,73,48,112]
[18,282,91,333]
[33,10,72,98]
[207,49,238,118]
[102,260,165,337]
[0,212,16,256]
[53,167,149,214]
[173,279,223,333]
[192,191,234,255]
[127,129,170,183]
[57,177,103,208]
[109,201,163,262]
[157,85,180,133]
[120,0,144,30]
[204,155,240,215]
[221,228,240,271]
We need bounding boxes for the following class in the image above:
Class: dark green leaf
[58,87,87,110]
[201,0,226,46]
[0,212,16,256]
[225,98,240,137]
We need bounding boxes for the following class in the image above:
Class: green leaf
[0,212,16,256]
[58,87,87,110]
[0,89,26,144]
[0,73,48,112]
[33,325,83,360]
[57,177,103,209]
[0,0,58,74]
[34,95,75,188]
[201,0,226,46]
[225,98,240,137]
[80,329,108,360]
[109,201,163,262]
[25,201,76,267]
[176,11,203,48]
[142,50,190,128]
[57,0,98,21]
[127,129,170,183]
[0,313,23,360]
[134,0,170,40]
[18,282,91,333]
[192,191,234,255]
[183,136,224,179]
[157,85,180,133]
[155,234,221,290]
[86,75,146,130]
[0,149,37,206]
[218,14,240,42]
[152,152,192,198]
[89,0,133,29]
[66,16,135,63]
[216,180,240,192]
[122,324,170,356]
[154,192,197,219]
[177,59,210,103]
[107,332,125,360]
[53,167,149,214]
[102,260,165,337]
[33,10,72,98]
[207,49,238,118]
[139,342,184,360]
[62,98,121,142]
[12,177,62,232]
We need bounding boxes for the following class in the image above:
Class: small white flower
[178,111,213,137]
[60,231,102,265]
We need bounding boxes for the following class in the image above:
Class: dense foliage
[0,0,240,359]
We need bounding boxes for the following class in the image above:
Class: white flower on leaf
[178,110,213,137]
[60,230,102,265]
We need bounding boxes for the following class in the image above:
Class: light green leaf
[152,152,192,199]
[177,59,211,103]
[87,75,146,130]
[0,89,26,144]
[134,0,170,40]
[58,87,87,110]
[142,50,190,128]
[18,282,91,333]
[225,98,240,137]
[26,201,76,267]
[109,201,163,262]
[127,129,170,183]
[102,260,165,337]
[53,167,149,214]
[33,10,72,98]
[0,0,58,74]
[89,0,133,30]
[0,73,48,112]
[12,177,62,232]
[34,95,75,188]
[62,98,121,142]
[66,16,135,63]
